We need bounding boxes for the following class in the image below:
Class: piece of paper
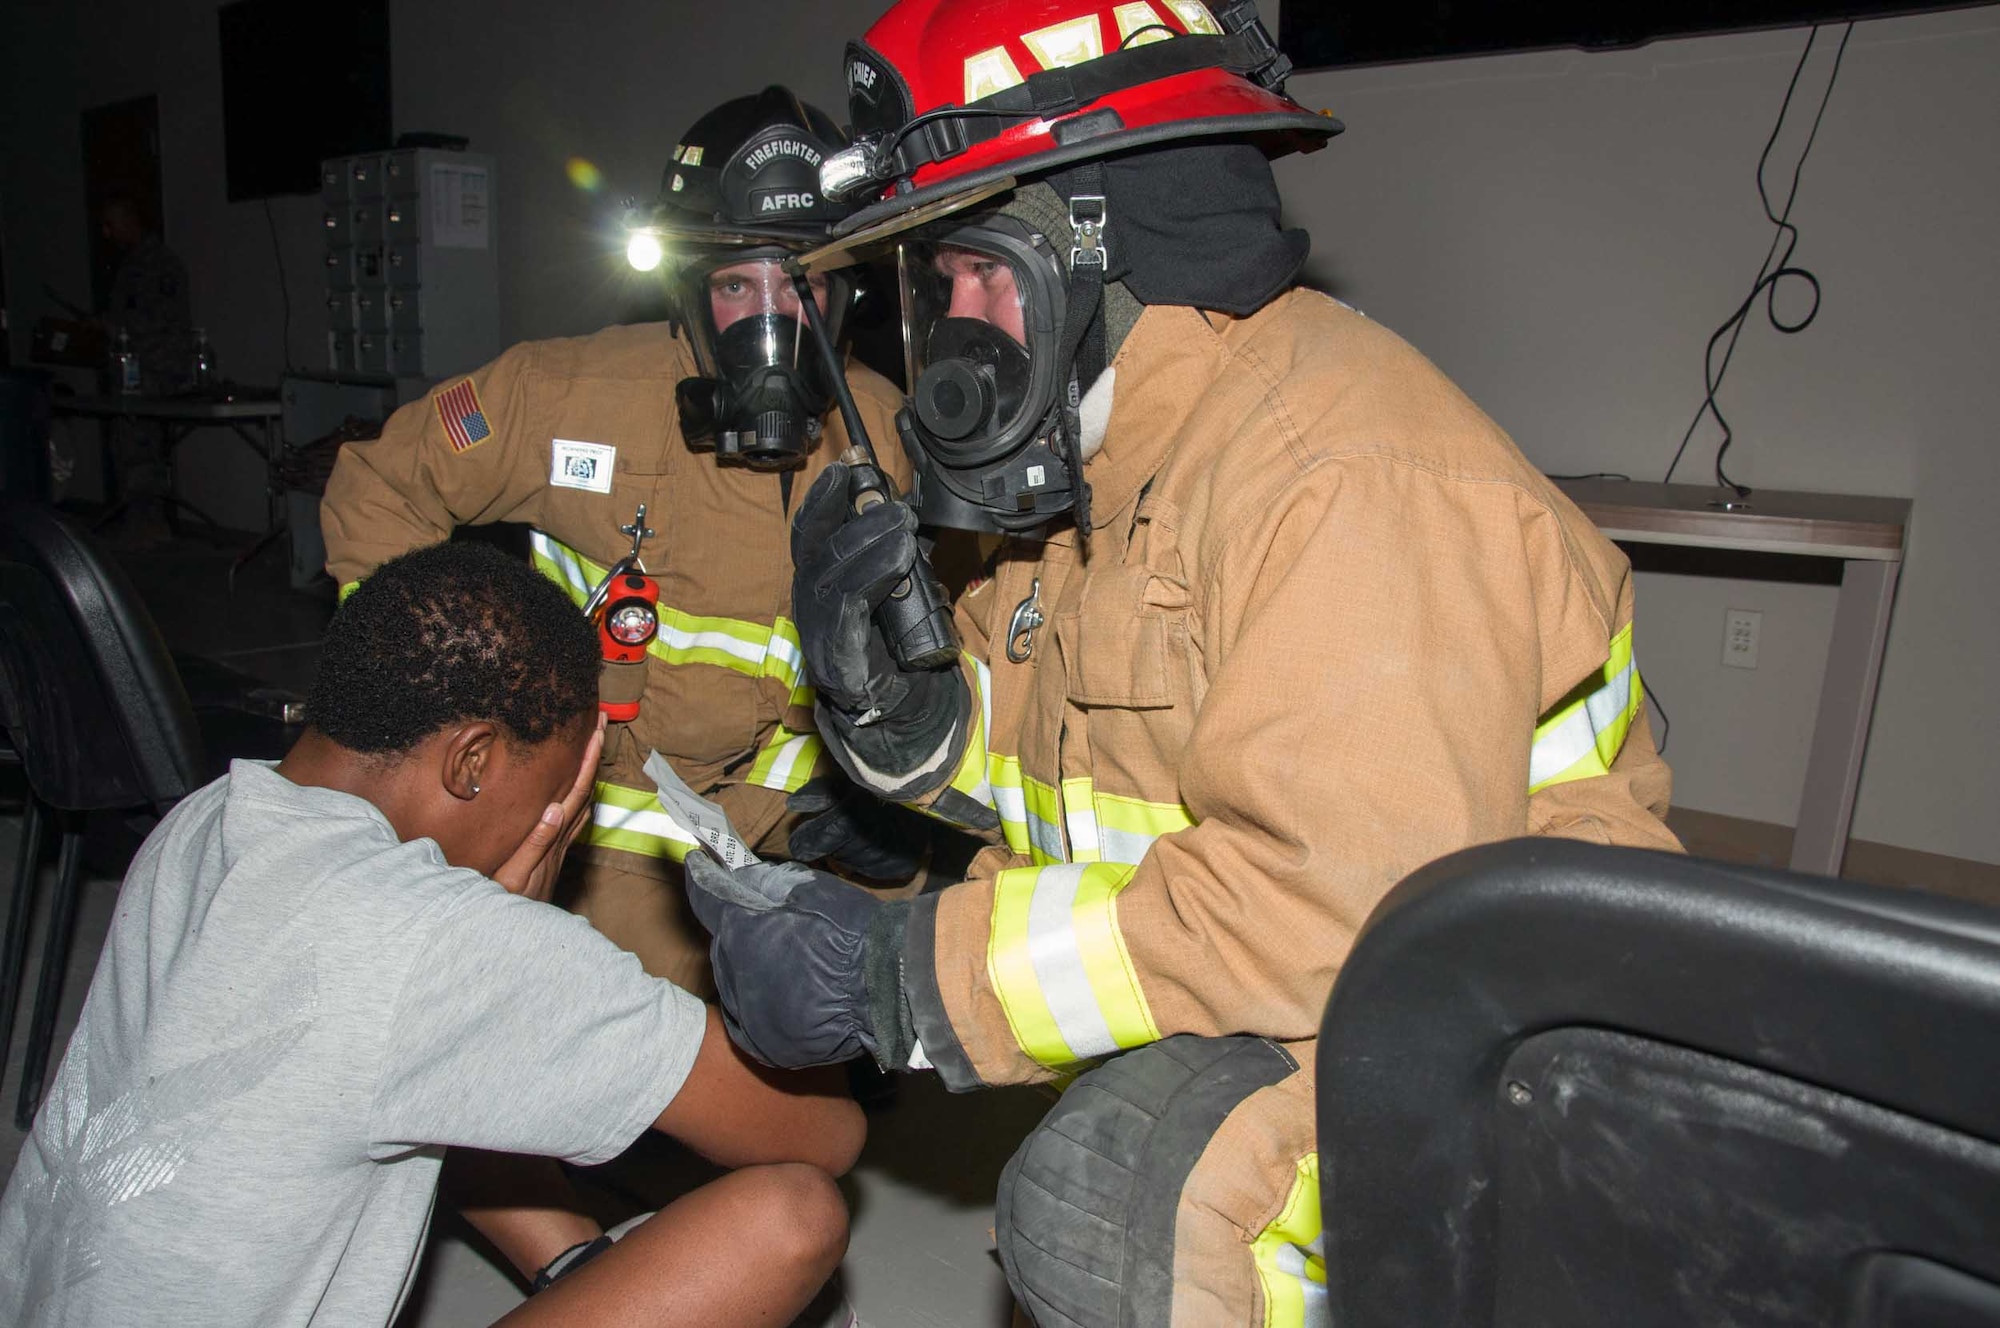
[642,750,761,869]
[429,163,491,249]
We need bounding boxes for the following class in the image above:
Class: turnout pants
[558,849,717,998]
[998,1035,1325,1328]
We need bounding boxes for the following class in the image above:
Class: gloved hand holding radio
[791,463,967,792]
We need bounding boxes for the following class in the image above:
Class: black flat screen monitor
[219,0,391,201]
[1279,1,1983,72]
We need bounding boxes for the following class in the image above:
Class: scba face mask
[675,255,853,471]
[895,218,1081,533]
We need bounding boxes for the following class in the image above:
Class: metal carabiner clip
[1006,577,1044,663]
[584,503,656,618]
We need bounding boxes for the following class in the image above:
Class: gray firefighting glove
[787,775,930,882]
[683,849,919,1071]
[791,464,965,785]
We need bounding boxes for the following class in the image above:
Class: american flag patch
[435,379,492,453]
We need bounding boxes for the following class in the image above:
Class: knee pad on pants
[995,1034,1297,1328]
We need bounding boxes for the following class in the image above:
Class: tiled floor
[0,519,1041,1327]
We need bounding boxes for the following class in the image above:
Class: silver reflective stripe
[753,731,815,791]
[767,629,804,682]
[1066,805,1102,859]
[529,530,592,601]
[592,799,698,848]
[1023,865,1119,1060]
[1273,1241,1330,1328]
[1027,810,1066,864]
[973,655,993,751]
[1585,656,1635,734]
[966,762,996,811]
[993,783,1028,836]
[1528,657,1635,787]
[1098,826,1158,866]
[658,617,766,668]
[964,657,997,810]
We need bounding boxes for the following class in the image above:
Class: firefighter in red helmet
[684,5,1682,1325]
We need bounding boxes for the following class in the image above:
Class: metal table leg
[1790,558,1901,877]
[227,417,289,593]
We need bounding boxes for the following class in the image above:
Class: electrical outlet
[1723,608,1762,669]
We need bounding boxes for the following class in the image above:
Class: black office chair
[1318,838,2000,1327]
[0,498,296,1128]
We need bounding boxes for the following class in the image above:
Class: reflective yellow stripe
[528,530,597,603]
[527,530,809,693]
[1059,780,1199,866]
[1062,777,1101,863]
[973,656,993,755]
[746,724,823,794]
[988,754,1030,855]
[1251,1152,1328,1328]
[1529,623,1643,794]
[1090,783,1195,866]
[985,756,1061,864]
[1041,777,1200,867]
[579,780,697,862]
[338,580,361,603]
[767,617,814,709]
[988,766,1198,868]
[914,653,1002,831]
[987,862,1161,1070]
[937,652,996,805]
[1021,775,1064,866]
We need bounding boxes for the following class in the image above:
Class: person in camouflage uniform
[96,197,196,539]
[99,197,194,395]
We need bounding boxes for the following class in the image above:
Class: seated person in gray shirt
[0,541,865,1328]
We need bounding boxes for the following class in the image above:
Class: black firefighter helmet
[644,87,861,471]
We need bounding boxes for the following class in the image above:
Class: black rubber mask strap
[1048,160,1106,536]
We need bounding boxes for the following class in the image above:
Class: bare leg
[491,1161,849,1327]
[441,1149,602,1282]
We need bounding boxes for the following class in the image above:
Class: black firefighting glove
[787,775,930,882]
[791,464,965,787]
[683,850,919,1072]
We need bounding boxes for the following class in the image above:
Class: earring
[471,782,481,796]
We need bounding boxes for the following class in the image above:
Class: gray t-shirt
[0,760,707,1327]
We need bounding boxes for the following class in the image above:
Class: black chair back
[1,496,215,1127]
[1318,838,2000,1328]
[0,496,205,813]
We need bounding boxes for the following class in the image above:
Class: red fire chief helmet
[821,0,1340,235]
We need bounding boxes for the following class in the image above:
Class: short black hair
[307,541,599,754]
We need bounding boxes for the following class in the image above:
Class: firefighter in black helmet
[643,87,863,474]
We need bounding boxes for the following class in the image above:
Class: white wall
[1270,7,2000,864]
[6,2,1996,863]
[386,0,885,346]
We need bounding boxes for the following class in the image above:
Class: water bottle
[191,328,215,390]
[114,329,141,395]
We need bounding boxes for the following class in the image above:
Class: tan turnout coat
[322,320,908,864]
[896,294,1681,1090]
